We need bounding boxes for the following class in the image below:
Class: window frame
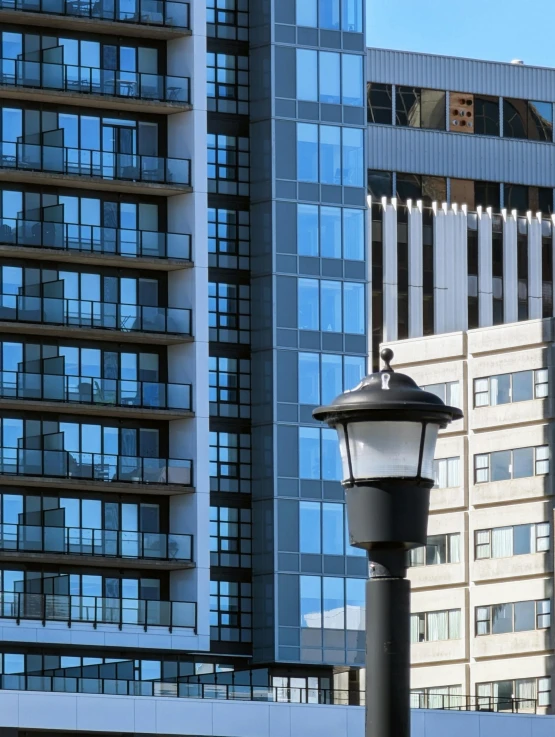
[474,445,549,484]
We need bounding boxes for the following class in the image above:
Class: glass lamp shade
[336,421,439,483]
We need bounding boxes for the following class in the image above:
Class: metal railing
[0,218,191,260]
[0,59,189,103]
[0,523,193,561]
[0,0,190,28]
[0,371,192,410]
[0,591,195,629]
[0,142,190,186]
[0,448,193,486]
[0,294,191,335]
[410,692,538,713]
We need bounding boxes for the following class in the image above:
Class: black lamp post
[313,348,462,737]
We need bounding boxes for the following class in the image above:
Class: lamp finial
[380,348,394,372]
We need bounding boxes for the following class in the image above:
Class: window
[297,0,317,26]
[475,522,550,560]
[207,53,249,115]
[207,134,249,196]
[210,506,252,568]
[298,352,365,406]
[296,50,363,107]
[476,599,550,636]
[207,0,248,41]
[474,370,548,407]
[299,427,342,480]
[410,609,461,643]
[477,677,550,711]
[433,457,460,488]
[209,282,250,344]
[411,685,462,710]
[298,279,365,334]
[209,356,251,419]
[396,87,446,130]
[319,0,340,29]
[396,174,447,206]
[296,124,364,187]
[210,580,252,642]
[409,533,461,567]
[297,204,364,261]
[421,381,460,407]
[503,99,553,142]
[368,169,393,199]
[300,575,365,630]
[209,431,251,493]
[342,0,363,32]
[299,501,345,554]
[367,83,393,124]
[474,95,500,136]
[296,0,362,32]
[474,446,549,484]
[297,49,317,102]
[208,208,250,270]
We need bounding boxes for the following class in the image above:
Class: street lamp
[313,348,462,737]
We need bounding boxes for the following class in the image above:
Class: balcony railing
[0,59,190,103]
[0,142,191,186]
[0,591,196,629]
[0,372,192,411]
[0,681,537,713]
[0,218,191,261]
[0,294,191,335]
[0,448,193,486]
[0,523,193,562]
[411,693,538,714]
[0,0,190,29]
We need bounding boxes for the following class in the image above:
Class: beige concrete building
[383,319,555,714]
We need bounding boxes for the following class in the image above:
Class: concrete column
[503,209,518,324]
[382,197,398,343]
[366,196,373,374]
[528,211,542,320]
[407,199,423,339]
[478,207,493,327]
[452,204,469,331]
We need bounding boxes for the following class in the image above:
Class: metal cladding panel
[367,126,555,187]
[367,47,555,101]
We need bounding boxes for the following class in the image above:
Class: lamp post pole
[313,348,462,737]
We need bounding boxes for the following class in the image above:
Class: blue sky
[366,0,555,68]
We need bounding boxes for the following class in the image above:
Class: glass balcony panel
[27,676,53,691]
[43,525,66,552]
[168,532,191,561]
[166,157,190,184]
[140,155,164,183]
[166,76,188,102]
[142,456,166,483]
[53,676,77,693]
[167,382,190,409]
[2,674,25,690]
[179,683,202,698]
[0,522,17,550]
[172,600,195,627]
[92,377,116,404]
[42,373,65,401]
[19,524,44,551]
[166,0,188,27]
[147,599,170,626]
[141,305,166,333]
[0,591,17,617]
[141,381,165,407]
[167,306,190,334]
[0,447,17,474]
[122,597,145,625]
[99,528,118,556]
[142,531,165,558]
[46,593,70,620]
[79,678,102,694]
[0,370,17,397]
[132,680,154,696]
[168,458,192,485]
[66,526,93,555]
[119,379,141,406]
[118,454,142,481]
[120,530,141,558]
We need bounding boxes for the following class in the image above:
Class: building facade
[383,320,555,715]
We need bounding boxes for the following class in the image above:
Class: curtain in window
[410,614,419,643]
[436,460,447,489]
[410,546,425,566]
[447,457,459,486]
[448,609,461,639]
[516,679,536,711]
[536,523,550,551]
[538,677,551,706]
[427,610,448,641]
[448,685,463,709]
[536,445,549,475]
[449,534,461,563]
[492,527,513,558]
[428,686,448,709]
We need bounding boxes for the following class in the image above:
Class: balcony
[0,60,191,113]
[0,448,193,494]
[0,142,191,195]
[0,0,191,39]
[0,219,192,270]
[0,372,193,419]
[0,591,196,630]
[0,294,192,344]
[0,524,193,569]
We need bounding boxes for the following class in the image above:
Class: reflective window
[475,522,550,559]
[298,427,342,481]
[298,278,320,330]
[474,94,500,136]
[300,575,364,630]
[210,580,252,643]
[207,53,249,115]
[296,124,364,186]
[209,356,251,419]
[476,599,550,636]
[319,52,340,104]
[298,352,365,406]
[319,0,340,29]
[342,0,363,32]
[409,533,461,567]
[474,446,548,484]
[208,208,250,270]
[207,134,250,196]
[411,609,461,643]
[300,501,321,553]
[297,0,317,26]
[433,457,460,489]
[342,54,363,106]
[297,49,317,103]
[320,126,341,185]
[298,279,365,334]
[208,282,250,344]
[209,506,252,568]
[503,98,553,142]
[421,381,460,407]
[209,432,251,493]
[297,124,319,182]
[207,0,249,41]
[367,83,393,125]
[297,205,364,260]
[396,88,446,130]
[367,169,393,199]
[474,369,548,406]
